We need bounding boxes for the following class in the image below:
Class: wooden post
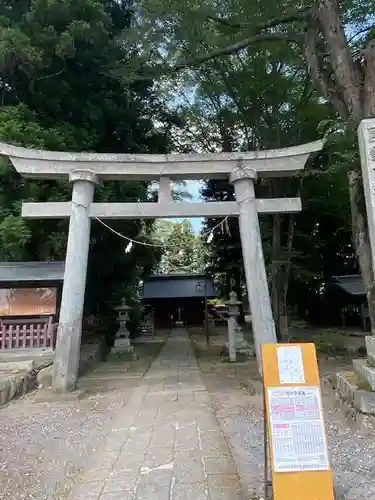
[204,281,209,346]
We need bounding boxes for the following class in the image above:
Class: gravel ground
[0,386,129,500]
[193,338,375,500]
[0,340,163,500]
[0,379,138,499]
[2,332,374,500]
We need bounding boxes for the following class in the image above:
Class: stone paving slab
[66,329,245,500]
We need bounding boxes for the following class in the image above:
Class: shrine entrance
[0,140,323,391]
[173,307,184,326]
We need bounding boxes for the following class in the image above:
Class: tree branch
[109,12,306,81]
[173,32,301,71]
[304,25,349,119]
[207,16,243,30]
[108,32,302,81]
[207,8,310,32]
[347,24,375,43]
[36,69,65,82]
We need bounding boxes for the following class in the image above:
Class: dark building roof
[146,273,209,280]
[142,273,217,300]
[0,261,65,283]
[331,275,365,296]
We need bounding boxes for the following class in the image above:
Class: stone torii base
[0,140,323,391]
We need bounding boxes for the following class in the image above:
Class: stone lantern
[226,291,252,362]
[111,300,135,357]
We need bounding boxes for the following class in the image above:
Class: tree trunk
[363,40,375,117]
[233,268,245,325]
[348,170,375,333]
[279,214,296,338]
[310,0,375,334]
[225,272,231,299]
[316,0,362,122]
[271,213,282,340]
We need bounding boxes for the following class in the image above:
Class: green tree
[153,28,355,335]
[120,0,375,328]
[155,219,206,274]
[0,0,171,319]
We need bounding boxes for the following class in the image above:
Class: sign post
[261,343,335,500]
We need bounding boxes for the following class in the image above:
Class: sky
[173,180,203,233]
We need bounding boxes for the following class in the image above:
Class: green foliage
[0,0,372,329]
[141,0,362,321]
[183,48,355,314]
[0,215,31,260]
[0,0,172,316]
[154,219,207,274]
[127,303,143,339]
[124,0,374,78]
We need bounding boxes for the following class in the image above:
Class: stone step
[78,373,140,382]
[92,364,131,372]
[353,358,366,375]
[0,360,35,372]
[83,371,134,380]
[366,336,375,366]
[76,375,140,393]
[361,364,375,391]
[0,349,54,364]
[353,358,375,391]
[336,372,375,414]
[366,336,375,355]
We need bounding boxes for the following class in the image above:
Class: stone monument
[140,306,156,338]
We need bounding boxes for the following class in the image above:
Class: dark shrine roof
[0,261,65,283]
[146,273,209,280]
[142,273,217,299]
[331,275,365,296]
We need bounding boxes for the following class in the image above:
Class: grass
[189,331,260,385]
[342,370,373,392]
[106,340,163,362]
[313,332,348,356]
[286,327,366,358]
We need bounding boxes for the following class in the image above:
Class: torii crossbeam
[0,140,323,392]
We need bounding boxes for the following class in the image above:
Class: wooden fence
[0,316,57,349]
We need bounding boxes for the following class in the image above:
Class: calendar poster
[267,386,330,473]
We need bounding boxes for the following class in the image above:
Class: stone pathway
[66,329,245,500]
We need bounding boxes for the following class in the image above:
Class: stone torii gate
[0,141,323,392]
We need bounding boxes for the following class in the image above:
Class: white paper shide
[267,386,330,473]
[277,345,305,384]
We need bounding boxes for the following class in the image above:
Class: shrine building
[142,273,217,328]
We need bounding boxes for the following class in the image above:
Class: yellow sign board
[261,343,335,500]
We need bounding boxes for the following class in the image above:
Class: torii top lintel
[0,140,324,181]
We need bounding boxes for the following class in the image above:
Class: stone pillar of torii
[0,141,323,392]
